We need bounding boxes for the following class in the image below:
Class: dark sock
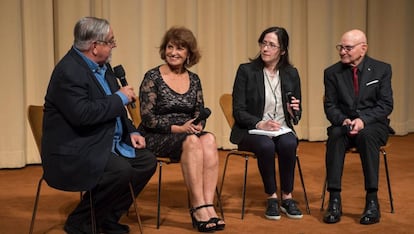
[366,189,378,202]
[328,189,341,202]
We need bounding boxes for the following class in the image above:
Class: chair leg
[29,177,97,234]
[218,153,232,200]
[381,149,394,213]
[241,155,249,219]
[219,152,250,219]
[296,156,310,214]
[156,161,163,229]
[320,175,327,211]
[215,187,225,220]
[89,191,97,234]
[129,182,144,233]
[29,177,43,234]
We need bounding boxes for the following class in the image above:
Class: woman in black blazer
[231,26,303,220]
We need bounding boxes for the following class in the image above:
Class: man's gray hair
[73,16,110,51]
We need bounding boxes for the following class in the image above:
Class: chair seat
[156,157,172,164]
[229,149,256,157]
[347,143,390,154]
[27,105,97,234]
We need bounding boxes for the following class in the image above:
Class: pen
[267,113,273,120]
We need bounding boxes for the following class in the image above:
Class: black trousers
[238,132,297,195]
[325,122,388,192]
[67,148,157,227]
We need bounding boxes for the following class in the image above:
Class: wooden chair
[28,105,143,234]
[27,105,97,234]
[127,100,224,229]
[320,145,395,213]
[218,94,310,219]
[320,95,394,213]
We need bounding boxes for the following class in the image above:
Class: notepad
[248,127,292,137]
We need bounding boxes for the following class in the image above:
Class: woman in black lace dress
[138,26,224,232]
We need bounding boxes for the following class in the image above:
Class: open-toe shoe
[209,217,225,231]
[190,204,216,232]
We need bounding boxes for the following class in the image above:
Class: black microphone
[113,64,136,108]
[192,107,211,125]
[286,91,299,125]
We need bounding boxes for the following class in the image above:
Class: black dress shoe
[64,222,93,234]
[100,221,130,234]
[323,198,342,224]
[360,200,380,225]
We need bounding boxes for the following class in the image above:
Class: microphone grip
[286,92,299,125]
[119,78,136,109]
[192,107,211,125]
[113,64,136,109]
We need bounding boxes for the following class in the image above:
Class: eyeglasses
[336,42,365,52]
[96,39,117,47]
[259,41,280,50]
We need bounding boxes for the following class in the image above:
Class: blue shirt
[73,47,136,158]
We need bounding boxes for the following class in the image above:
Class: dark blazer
[230,60,302,145]
[41,47,136,191]
[324,56,393,129]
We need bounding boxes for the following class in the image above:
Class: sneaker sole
[280,206,303,219]
[265,214,281,220]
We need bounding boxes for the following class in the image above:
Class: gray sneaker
[280,199,303,219]
[265,198,281,220]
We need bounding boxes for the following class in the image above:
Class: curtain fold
[1,0,412,167]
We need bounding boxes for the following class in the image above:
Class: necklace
[264,70,280,119]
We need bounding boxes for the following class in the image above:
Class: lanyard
[264,70,279,119]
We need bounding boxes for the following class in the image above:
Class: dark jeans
[325,122,388,192]
[238,132,297,195]
[67,149,157,227]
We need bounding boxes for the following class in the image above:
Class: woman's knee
[200,133,217,148]
[183,135,202,150]
[278,134,297,149]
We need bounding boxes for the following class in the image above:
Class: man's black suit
[323,55,393,191]
[42,47,157,227]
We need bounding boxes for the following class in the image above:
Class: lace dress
[138,66,205,162]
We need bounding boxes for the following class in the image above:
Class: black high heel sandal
[209,217,225,231]
[203,204,225,231]
[190,204,216,233]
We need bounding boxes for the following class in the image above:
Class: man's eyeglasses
[259,41,280,50]
[96,39,116,47]
[336,42,365,52]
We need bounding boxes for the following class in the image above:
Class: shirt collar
[350,56,366,72]
[73,46,106,75]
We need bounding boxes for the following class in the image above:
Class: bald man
[322,29,393,225]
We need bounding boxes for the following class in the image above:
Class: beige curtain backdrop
[1,0,412,168]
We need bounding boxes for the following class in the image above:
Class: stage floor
[1,134,413,233]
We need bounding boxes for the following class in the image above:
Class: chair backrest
[127,97,141,128]
[27,105,44,153]
[219,93,235,128]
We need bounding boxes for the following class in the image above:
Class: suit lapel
[359,57,375,98]
[70,48,109,96]
[253,67,266,115]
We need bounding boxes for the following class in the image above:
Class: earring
[187,56,190,65]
